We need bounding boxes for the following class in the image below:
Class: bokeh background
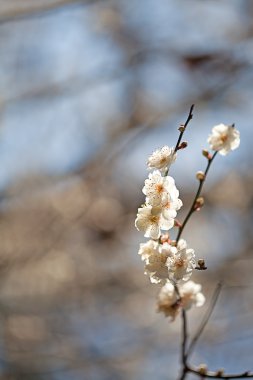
[0,1,252,379]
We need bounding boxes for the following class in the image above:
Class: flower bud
[174,219,182,228]
[178,125,185,133]
[177,141,188,150]
[194,196,204,211]
[196,171,205,181]
[216,369,224,377]
[202,149,211,160]
[160,233,170,244]
[198,364,207,375]
[195,259,207,270]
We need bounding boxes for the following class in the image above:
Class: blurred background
[0,0,252,379]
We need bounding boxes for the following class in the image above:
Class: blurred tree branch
[178,285,253,379]
[0,0,105,23]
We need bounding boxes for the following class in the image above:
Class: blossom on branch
[143,170,183,214]
[180,281,205,310]
[143,170,172,206]
[147,146,176,173]
[156,282,180,320]
[207,123,240,155]
[166,239,195,282]
[135,205,175,239]
[144,243,177,284]
[138,240,159,261]
[157,280,205,321]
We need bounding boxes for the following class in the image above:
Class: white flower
[166,239,195,282]
[157,280,205,321]
[180,281,205,310]
[143,170,169,207]
[160,182,183,221]
[207,123,240,156]
[160,242,176,256]
[157,282,180,320]
[142,171,183,227]
[143,170,181,207]
[144,243,176,284]
[138,240,158,261]
[135,205,174,239]
[147,146,176,173]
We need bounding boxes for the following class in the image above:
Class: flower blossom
[138,240,159,261]
[143,170,183,212]
[179,281,205,310]
[157,281,205,321]
[147,146,176,173]
[207,123,240,156]
[144,243,176,284]
[166,239,195,282]
[135,205,175,239]
[156,282,179,320]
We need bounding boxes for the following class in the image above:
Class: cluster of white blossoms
[135,121,240,322]
[157,281,205,321]
[135,144,202,320]
[138,238,195,284]
[135,148,182,240]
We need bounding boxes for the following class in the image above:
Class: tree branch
[164,104,194,177]
[187,365,253,379]
[176,150,218,243]
[174,104,195,153]
[178,310,189,380]
[178,283,253,379]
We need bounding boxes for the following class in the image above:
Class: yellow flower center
[155,184,164,193]
[220,133,228,143]
[164,201,171,209]
[161,254,167,264]
[175,258,185,268]
[149,215,159,223]
[159,156,167,165]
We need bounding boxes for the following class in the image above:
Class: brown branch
[164,104,194,177]
[174,104,195,153]
[186,365,253,379]
[182,310,188,365]
[176,150,218,242]
[178,310,189,380]
[178,283,253,379]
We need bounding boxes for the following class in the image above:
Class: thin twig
[174,104,195,153]
[182,310,188,364]
[187,282,223,357]
[178,310,189,380]
[164,104,194,177]
[176,150,218,242]
[179,282,253,379]
[187,365,253,379]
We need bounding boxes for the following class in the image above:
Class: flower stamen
[220,133,228,143]
[155,183,164,193]
[175,258,185,268]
